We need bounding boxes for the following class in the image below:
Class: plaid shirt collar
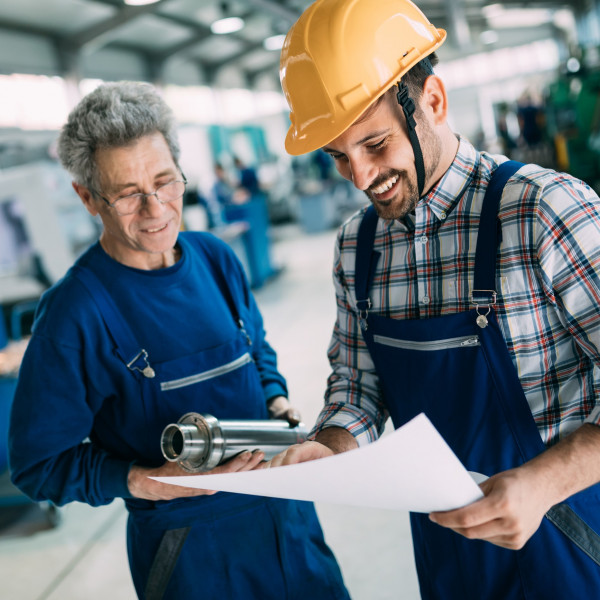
[392,135,480,232]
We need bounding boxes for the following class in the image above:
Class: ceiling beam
[66,3,163,52]
[243,0,299,23]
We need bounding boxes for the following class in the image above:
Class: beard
[365,169,419,220]
[367,112,443,221]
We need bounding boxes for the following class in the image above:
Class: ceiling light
[211,16,245,35]
[264,35,286,51]
[566,57,581,73]
[124,0,161,5]
[483,7,553,29]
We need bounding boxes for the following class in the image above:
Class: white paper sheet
[152,413,484,513]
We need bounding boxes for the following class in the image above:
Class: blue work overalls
[74,258,349,600]
[354,162,600,599]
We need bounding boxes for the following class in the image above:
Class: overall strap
[201,243,241,324]
[201,240,254,345]
[71,265,155,378]
[144,527,191,600]
[355,205,381,331]
[472,160,523,304]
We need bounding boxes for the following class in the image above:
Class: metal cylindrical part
[161,412,308,473]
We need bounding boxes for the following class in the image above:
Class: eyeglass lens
[113,180,186,214]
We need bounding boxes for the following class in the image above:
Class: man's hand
[128,450,264,501]
[430,423,600,550]
[260,426,358,468]
[267,395,301,426]
[263,440,334,468]
[429,467,552,550]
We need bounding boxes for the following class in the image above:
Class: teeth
[147,224,166,233]
[372,176,398,195]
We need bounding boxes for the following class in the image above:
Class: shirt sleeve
[310,224,389,446]
[534,174,600,428]
[9,331,132,507]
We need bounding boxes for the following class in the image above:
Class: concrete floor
[0,222,420,600]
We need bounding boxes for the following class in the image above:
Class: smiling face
[322,79,454,220]
[74,132,183,270]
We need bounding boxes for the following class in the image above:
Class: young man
[270,0,600,597]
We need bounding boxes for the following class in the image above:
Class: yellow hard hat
[280,0,446,156]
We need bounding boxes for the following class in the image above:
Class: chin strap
[396,80,426,197]
[395,57,434,198]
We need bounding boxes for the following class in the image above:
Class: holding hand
[259,425,358,469]
[267,395,302,426]
[128,450,265,501]
[429,466,553,550]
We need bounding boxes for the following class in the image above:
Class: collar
[391,136,479,232]
[421,135,479,222]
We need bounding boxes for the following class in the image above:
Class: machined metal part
[161,412,308,473]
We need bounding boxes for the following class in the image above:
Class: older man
[9,81,349,600]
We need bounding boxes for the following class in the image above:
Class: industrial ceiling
[0,0,587,90]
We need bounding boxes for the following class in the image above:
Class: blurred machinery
[545,46,600,191]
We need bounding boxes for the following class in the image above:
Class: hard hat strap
[396,80,426,197]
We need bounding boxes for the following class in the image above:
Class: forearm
[521,423,600,508]
[315,426,358,454]
[10,447,131,507]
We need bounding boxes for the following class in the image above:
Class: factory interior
[1,0,600,599]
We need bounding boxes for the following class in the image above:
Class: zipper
[160,352,253,391]
[373,334,480,351]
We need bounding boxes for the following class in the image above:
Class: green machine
[545,49,600,190]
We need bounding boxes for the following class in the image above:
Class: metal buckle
[470,290,497,305]
[470,290,497,329]
[356,298,371,331]
[127,349,156,378]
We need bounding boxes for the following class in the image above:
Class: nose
[348,156,376,191]
[139,192,166,216]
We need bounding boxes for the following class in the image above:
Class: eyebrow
[322,129,390,154]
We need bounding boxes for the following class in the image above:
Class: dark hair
[402,52,439,100]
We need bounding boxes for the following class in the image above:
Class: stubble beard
[367,107,443,221]
[366,171,419,220]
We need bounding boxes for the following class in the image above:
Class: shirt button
[422,296,430,304]
[419,235,428,244]
[440,212,447,220]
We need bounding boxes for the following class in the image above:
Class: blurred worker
[8,81,349,600]
[211,162,234,207]
[233,156,261,197]
[269,0,600,598]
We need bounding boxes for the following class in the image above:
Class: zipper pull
[238,319,253,346]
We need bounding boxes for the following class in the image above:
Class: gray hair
[57,81,180,190]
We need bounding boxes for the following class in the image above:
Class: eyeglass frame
[91,171,188,216]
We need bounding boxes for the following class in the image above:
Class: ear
[72,182,100,217]
[421,75,448,126]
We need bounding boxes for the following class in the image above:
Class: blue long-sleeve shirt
[9,232,286,507]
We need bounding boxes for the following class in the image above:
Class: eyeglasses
[94,173,187,216]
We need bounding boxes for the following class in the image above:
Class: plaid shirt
[314,137,600,448]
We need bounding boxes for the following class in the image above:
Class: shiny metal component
[161,412,308,473]
[476,314,488,328]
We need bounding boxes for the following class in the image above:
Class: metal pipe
[161,412,308,473]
